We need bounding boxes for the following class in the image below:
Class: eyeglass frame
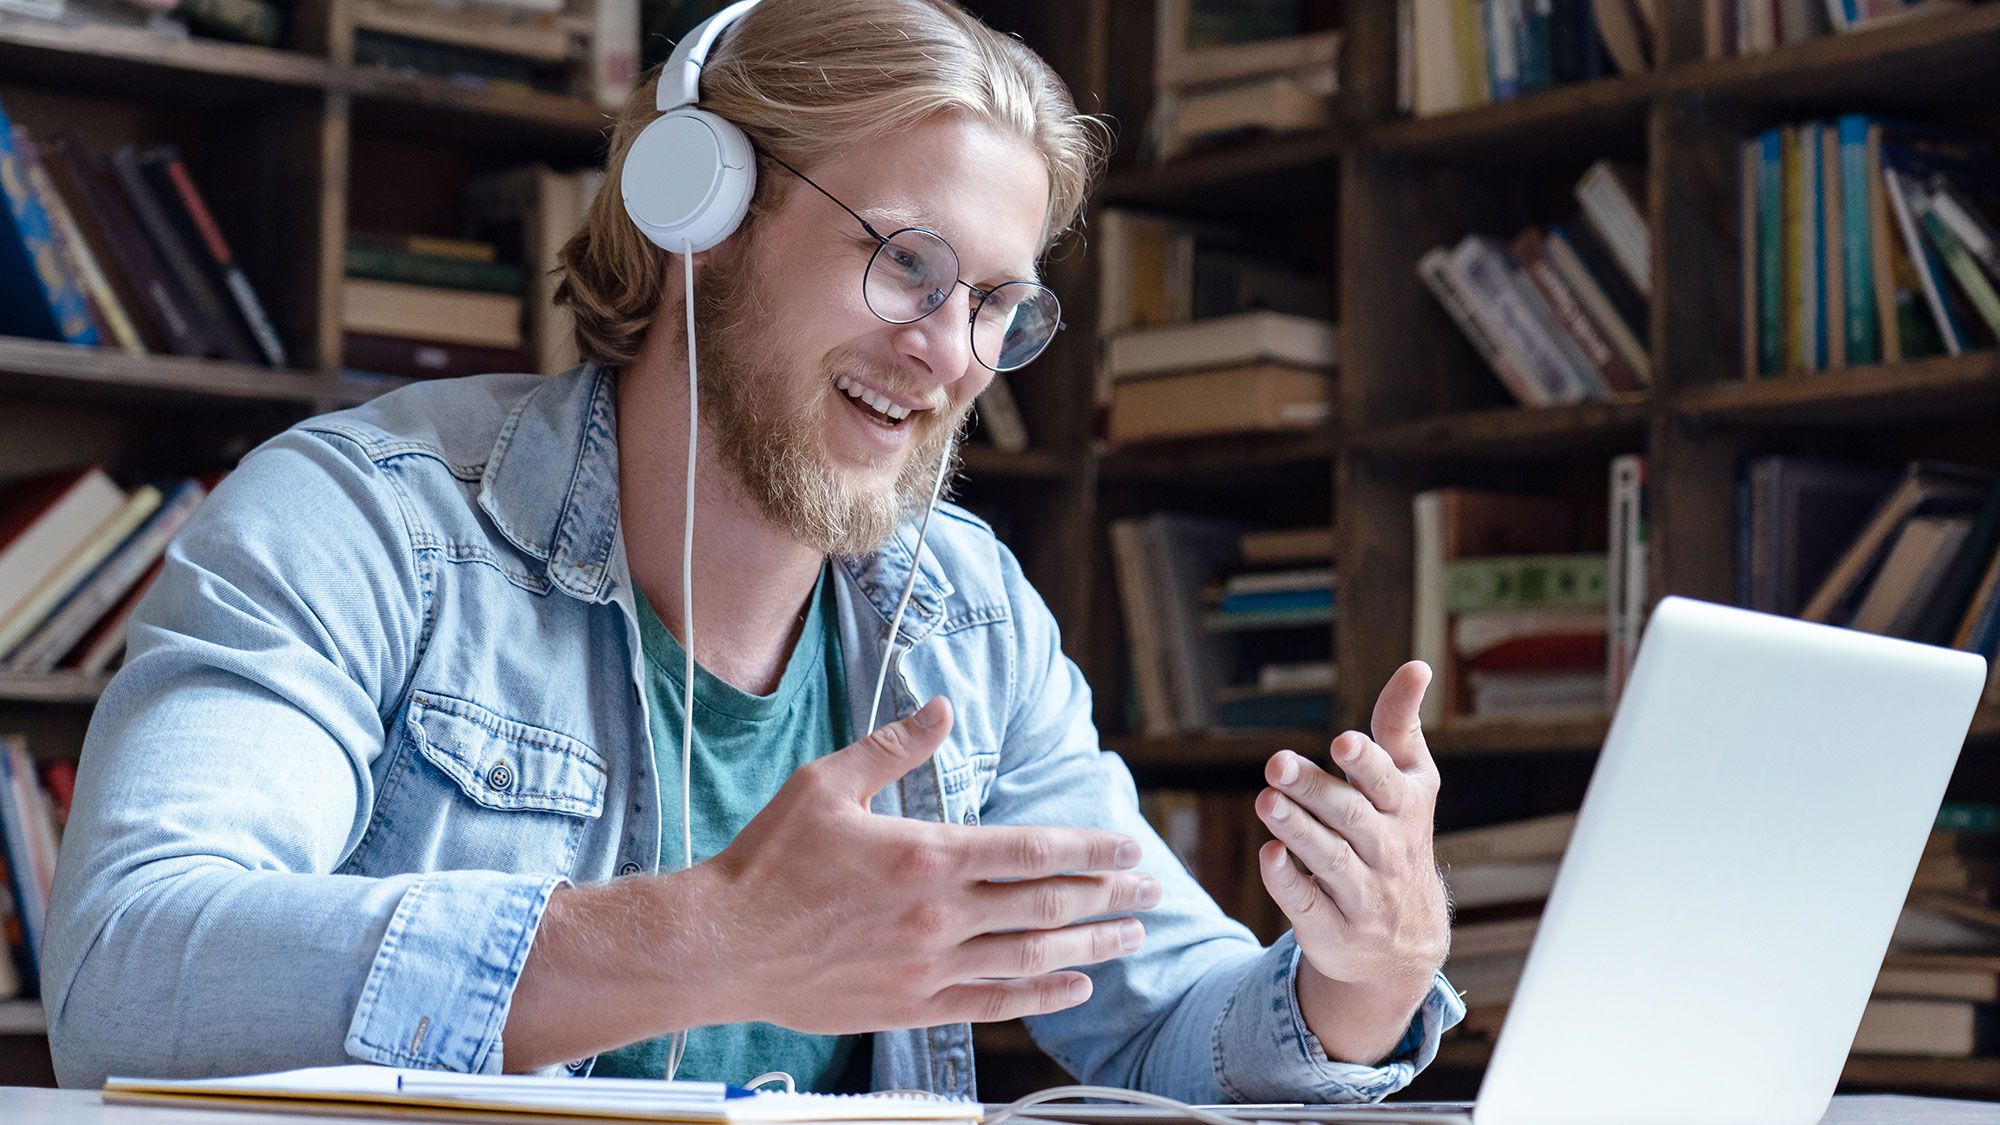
[754,147,1064,372]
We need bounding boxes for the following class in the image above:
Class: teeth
[834,375,919,423]
[886,403,910,420]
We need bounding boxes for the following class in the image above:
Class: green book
[344,243,524,295]
[1445,553,1610,612]
[1936,803,2000,834]
[1917,203,2000,342]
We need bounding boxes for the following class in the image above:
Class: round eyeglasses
[760,149,1063,372]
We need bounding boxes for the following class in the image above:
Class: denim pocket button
[486,762,514,791]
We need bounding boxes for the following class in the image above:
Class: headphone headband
[658,0,765,113]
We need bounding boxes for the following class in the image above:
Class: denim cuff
[345,871,565,1073]
[1212,933,1465,1103]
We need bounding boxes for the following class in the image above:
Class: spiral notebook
[102,1065,983,1123]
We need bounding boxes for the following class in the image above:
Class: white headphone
[620,0,765,253]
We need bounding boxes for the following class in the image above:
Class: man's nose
[894,285,977,383]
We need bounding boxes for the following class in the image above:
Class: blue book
[0,95,97,346]
[1837,115,1880,366]
[1516,0,1553,94]
[1809,122,1828,370]
[1756,128,1785,377]
[1486,0,1519,102]
[1218,588,1334,615]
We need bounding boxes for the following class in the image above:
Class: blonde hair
[553,0,1108,369]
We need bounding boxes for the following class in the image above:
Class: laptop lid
[1472,597,1988,1125]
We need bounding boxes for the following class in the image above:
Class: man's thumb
[833,695,953,801]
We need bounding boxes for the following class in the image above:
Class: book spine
[175,0,284,46]
[1444,554,1610,612]
[0,118,98,345]
[1917,204,2000,342]
[1544,225,1651,383]
[1607,453,1646,704]
[1867,123,1904,363]
[1486,0,1520,100]
[975,372,1030,453]
[1576,162,1651,296]
[1838,115,1880,365]
[1757,129,1786,375]
[159,154,288,368]
[1927,175,2000,281]
[0,485,160,660]
[0,742,44,977]
[111,145,260,364]
[48,135,207,357]
[12,130,113,348]
[1517,0,1553,93]
[1496,240,1612,397]
[1418,247,1547,406]
[340,331,525,381]
[1454,238,1592,403]
[1513,227,1640,392]
[16,134,143,354]
[1886,168,1968,355]
[343,243,525,294]
[1822,120,1846,369]
[1412,491,1447,727]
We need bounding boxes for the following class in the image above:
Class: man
[43,0,1461,1102]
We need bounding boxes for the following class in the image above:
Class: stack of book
[1434,811,1576,1028]
[1401,0,1650,119]
[1096,207,1335,444]
[1149,0,1340,163]
[1109,520,1336,737]
[1741,457,2000,703]
[1137,787,1286,944]
[1413,483,1629,725]
[1701,0,1966,59]
[1418,159,1652,407]
[1741,115,2000,378]
[0,733,70,1000]
[0,93,287,367]
[0,466,213,678]
[0,0,287,47]
[1865,803,2000,1058]
[351,0,639,106]
[341,232,529,381]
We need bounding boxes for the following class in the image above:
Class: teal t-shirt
[592,567,858,1088]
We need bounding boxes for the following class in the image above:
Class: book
[590,0,641,107]
[1109,520,1177,736]
[1837,115,1880,365]
[1907,482,2000,648]
[1412,489,1578,724]
[1851,996,1996,1056]
[1742,455,1899,618]
[0,467,125,638]
[1607,453,1646,702]
[69,555,164,674]
[1434,811,1577,866]
[1417,245,1545,406]
[8,478,206,673]
[1222,567,1335,598]
[1445,554,1609,612]
[1884,163,1970,356]
[0,106,98,346]
[0,482,161,659]
[1511,227,1644,393]
[1847,514,1974,637]
[1157,69,1335,160]
[1410,0,1468,117]
[46,132,208,357]
[1103,310,1337,380]
[0,736,53,982]
[344,240,525,295]
[1876,955,2000,1003]
[1094,207,1196,336]
[973,372,1029,453]
[1913,181,2000,342]
[1575,158,1650,297]
[350,0,569,63]
[340,278,525,350]
[1106,363,1333,443]
[464,163,596,373]
[1800,462,1993,625]
[141,146,287,367]
[13,128,143,354]
[1238,526,1334,566]
[349,230,500,262]
[1542,221,1651,384]
[1928,172,2000,283]
[1466,667,1608,718]
[111,143,263,364]
[340,332,529,382]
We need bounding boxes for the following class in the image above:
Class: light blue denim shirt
[41,365,1461,1098]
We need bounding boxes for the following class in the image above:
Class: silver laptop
[1015,597,1989,1125]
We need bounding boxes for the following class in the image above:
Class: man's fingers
[1264,750,1388,864]
[1371,661,1436,773]
[932,972,1094,1024]
[1324,733,1405,815]
[823,695,954,803]
[972,871,1161,932]
[1257,788,1368,909]
[957,824,1143,881]
[955,917,1145,980]
[1258,839,1345,926]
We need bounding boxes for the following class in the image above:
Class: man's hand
[1252,661,1450,1065]
[705,694,1160,1033]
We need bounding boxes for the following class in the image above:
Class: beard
[682,244,969,557]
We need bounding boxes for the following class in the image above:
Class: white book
[0,469,125,642]
[1435,812,1578,866]
[1450,237,1593,404]
[1449,914,1543,957]
[1444,860,1561,911]
[1607,453,1647,704]
[0,484,160,659]
[1418,246,1548,406]
[1575,159,1652,296]
[1104,310,1337,380]
[1453,607,1608,656]
[1223,567,1334,597]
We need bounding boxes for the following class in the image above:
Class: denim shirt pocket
[344,691,608,879]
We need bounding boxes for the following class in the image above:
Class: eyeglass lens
[864,228,1059,371]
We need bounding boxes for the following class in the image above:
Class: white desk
[1,1088,1997,1125]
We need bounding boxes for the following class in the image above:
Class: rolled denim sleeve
[1210,935,1463,1103]
[41,430,550,1086]
[988,542,1462,1103]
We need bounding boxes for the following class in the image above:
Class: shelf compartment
[1348,395,1652,459]
[0,337,400,408]
[345,72,609,158]
[1366,73,1657,165]
[0,18,334,105]
[1665,3,2000,111]
[1674,352,2000,428]
[1098,129,1348,221]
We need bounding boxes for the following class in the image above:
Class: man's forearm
[1294,962,1433,1068]
[502,864,739,1072]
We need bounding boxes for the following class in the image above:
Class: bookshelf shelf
[1349,396,1651,459]
[1427,714,1610,757]
[1105,731,1323,771]
[1366,73,1656,164]
[0,673,111,705]
[0,1001,44,1036]
[0,18,335,102]
[959,446,1074,481]
[0,338,399,409]
[1673,352,2000,428]
[344,71,610,152]
[1097,429,1338,481]
[1662,4,2000,106]
[1098,129,1349,219]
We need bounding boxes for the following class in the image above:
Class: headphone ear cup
[621,107,757,253]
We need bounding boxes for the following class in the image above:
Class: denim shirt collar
[477,364,952,630]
